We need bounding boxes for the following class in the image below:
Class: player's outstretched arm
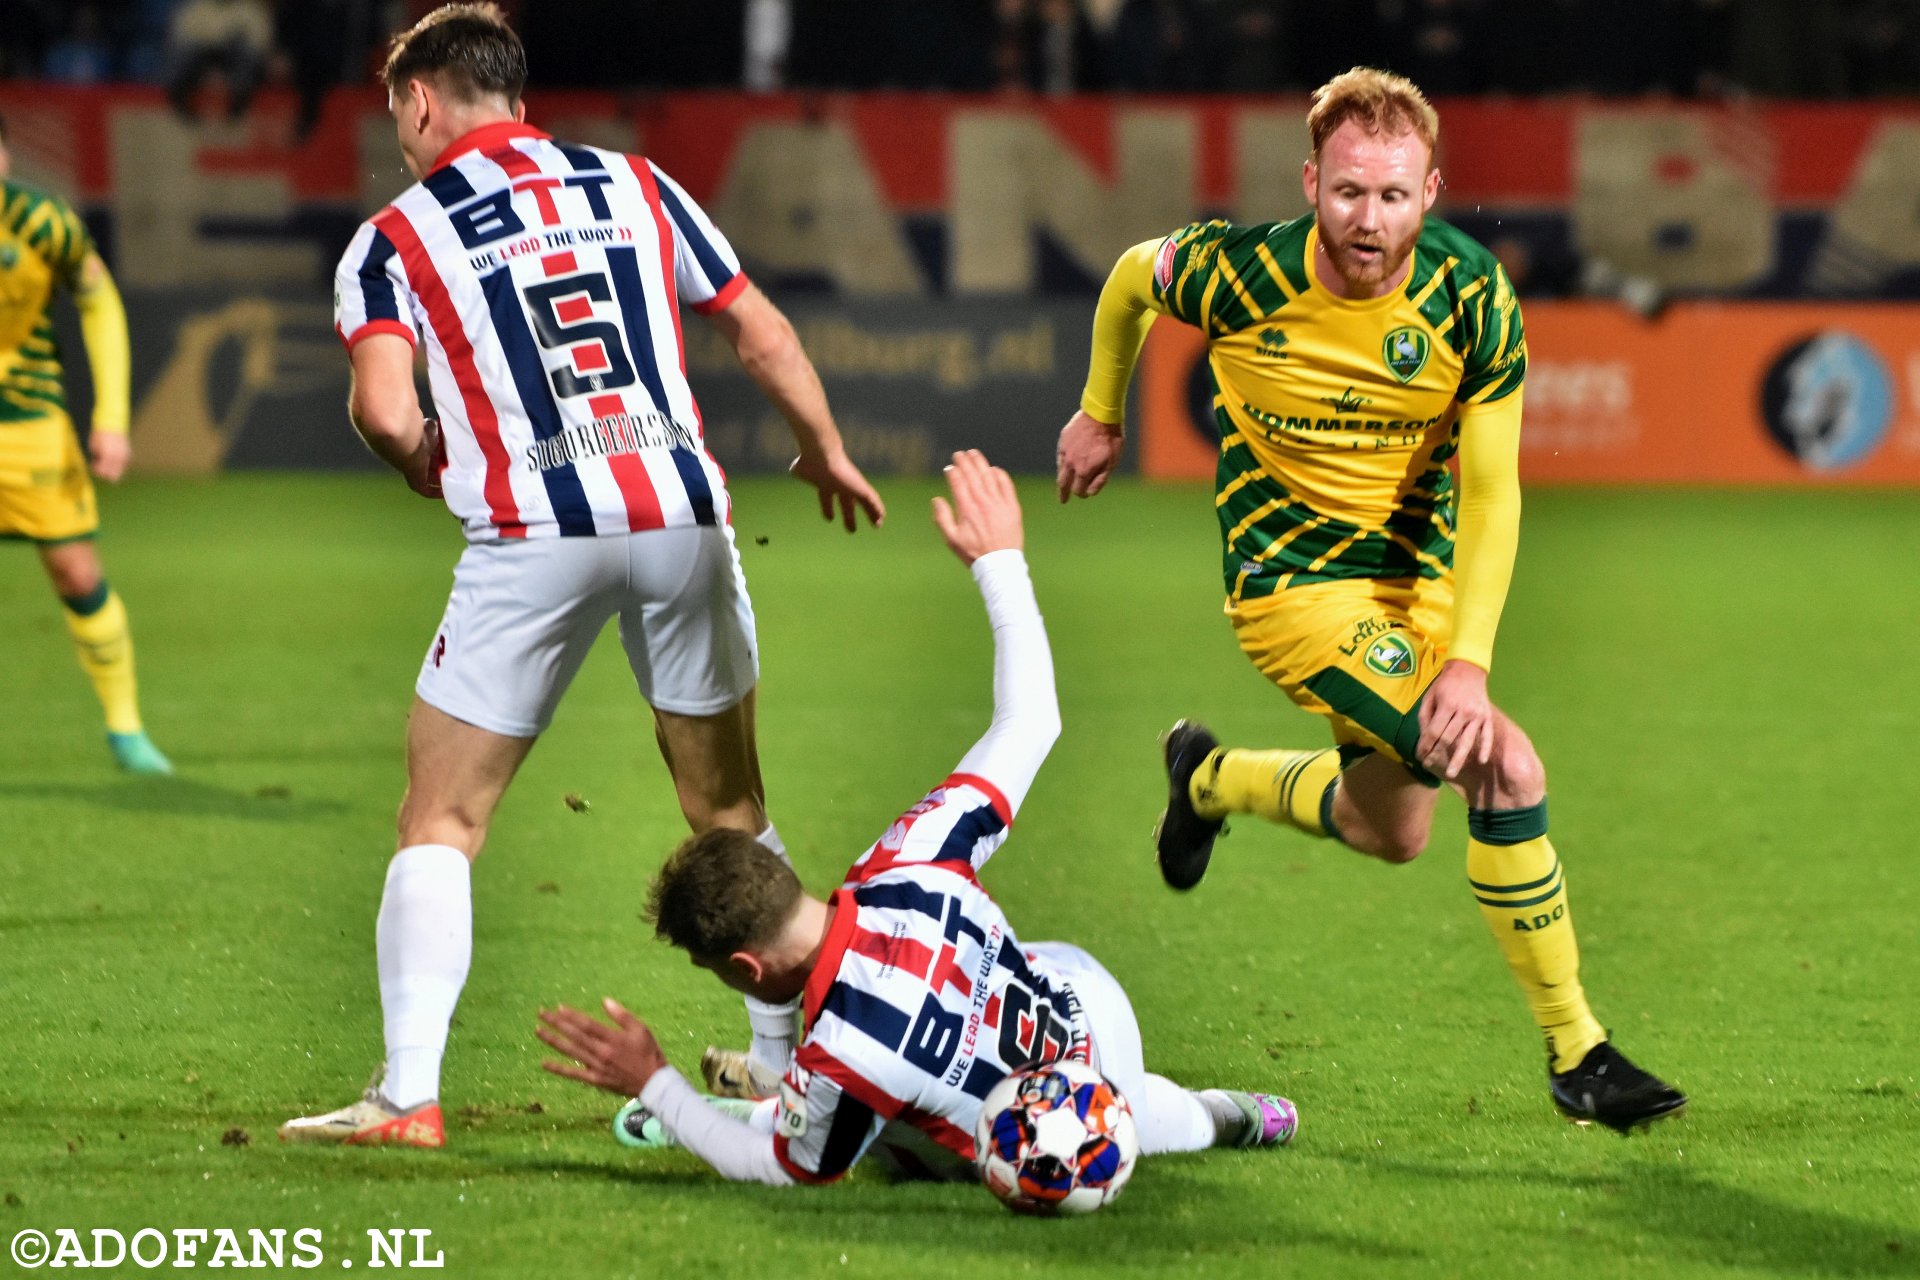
[934,451,1061,822]
[347,332,442,499]
[536,1000,796,1185]
[703,283,885,533]
[537,999,669,1098]
[1059,239,1159,502]
[931,447,1021,565]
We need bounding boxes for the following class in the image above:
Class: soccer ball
[973,1060,1138,1215]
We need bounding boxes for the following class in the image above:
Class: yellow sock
[62,584,144,735]
[1191,747,1344,837]
[1466,802,1606,1073]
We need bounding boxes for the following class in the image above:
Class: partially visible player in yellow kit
[0,115,170,774]
[1056,70,1682,1132]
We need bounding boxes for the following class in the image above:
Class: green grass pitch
[2,474,1915,1279]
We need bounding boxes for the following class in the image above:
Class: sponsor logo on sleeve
[1154,237,1178,292]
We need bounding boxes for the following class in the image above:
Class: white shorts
[1023,941,1147,1109]
[416,526,758,738]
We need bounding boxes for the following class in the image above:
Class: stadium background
[7,0,1920,486]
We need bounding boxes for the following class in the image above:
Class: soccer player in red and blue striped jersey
[282,3,884,1149]
[535,453,1300,1185]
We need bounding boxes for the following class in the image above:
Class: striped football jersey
[773,772,1092,1184]
[1151,215,1526,603]
[0,180,94,426]
[335,121,745,542]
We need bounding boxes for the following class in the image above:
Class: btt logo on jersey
[1383,326,1430,383]
[1364,633,1415,679]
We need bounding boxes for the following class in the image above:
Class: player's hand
[1415,659,1497,781]
[932,449,1022,565]
[790,446,885,532]
[1056,410,1124,503]
[407,417,445,500]
[535,998,668,1098]
[88,431,130,484]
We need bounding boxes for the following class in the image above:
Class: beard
[1330,225,1417,289]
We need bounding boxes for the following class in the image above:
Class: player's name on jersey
[526,411,699,472]
[468,224,636,274]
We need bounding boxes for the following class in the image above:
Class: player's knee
[47,558,102,601]
[395,796,486,857]
[1485,740,1546,809]
[1344,818,1427,863]
[1373,826,1428,864]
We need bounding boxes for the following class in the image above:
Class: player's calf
[1327,752,1441,863]
[1325,800,1428,863]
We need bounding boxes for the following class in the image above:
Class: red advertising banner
[5,87,1920,298]
[1138,303,1920,486]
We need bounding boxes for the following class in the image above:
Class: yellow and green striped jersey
[1151,214,1525,602]
[0,179,95,425]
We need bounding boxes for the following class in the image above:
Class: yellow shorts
[1226,575,1453,781]
[0,414,99,543]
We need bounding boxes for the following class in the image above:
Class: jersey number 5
[522,272,638,399]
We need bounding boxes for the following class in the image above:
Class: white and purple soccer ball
[973,1060,1139,1216]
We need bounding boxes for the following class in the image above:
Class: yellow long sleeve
[1078,239,1163,426]
[72,252,131,434]
[1449,390,1524,672]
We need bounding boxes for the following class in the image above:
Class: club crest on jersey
[1383,326,1430,383]
[0,245,17,270]
[1154,237,1177,291]
[1364,633,1416,678]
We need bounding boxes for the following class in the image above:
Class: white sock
[376,844,472,1109]
[1197,1088,1254,1148]
[745,821,799,1076]
[1133,1075,1220,1154]
[757,821,789,864]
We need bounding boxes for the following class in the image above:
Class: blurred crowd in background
[2,0,1918,125]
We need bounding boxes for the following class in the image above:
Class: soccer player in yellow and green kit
[0,115,170,773]
[1055,69,1682,1132]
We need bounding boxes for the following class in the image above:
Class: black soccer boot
[1154,720,1226,891]
[1550,1040,1688,1134]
